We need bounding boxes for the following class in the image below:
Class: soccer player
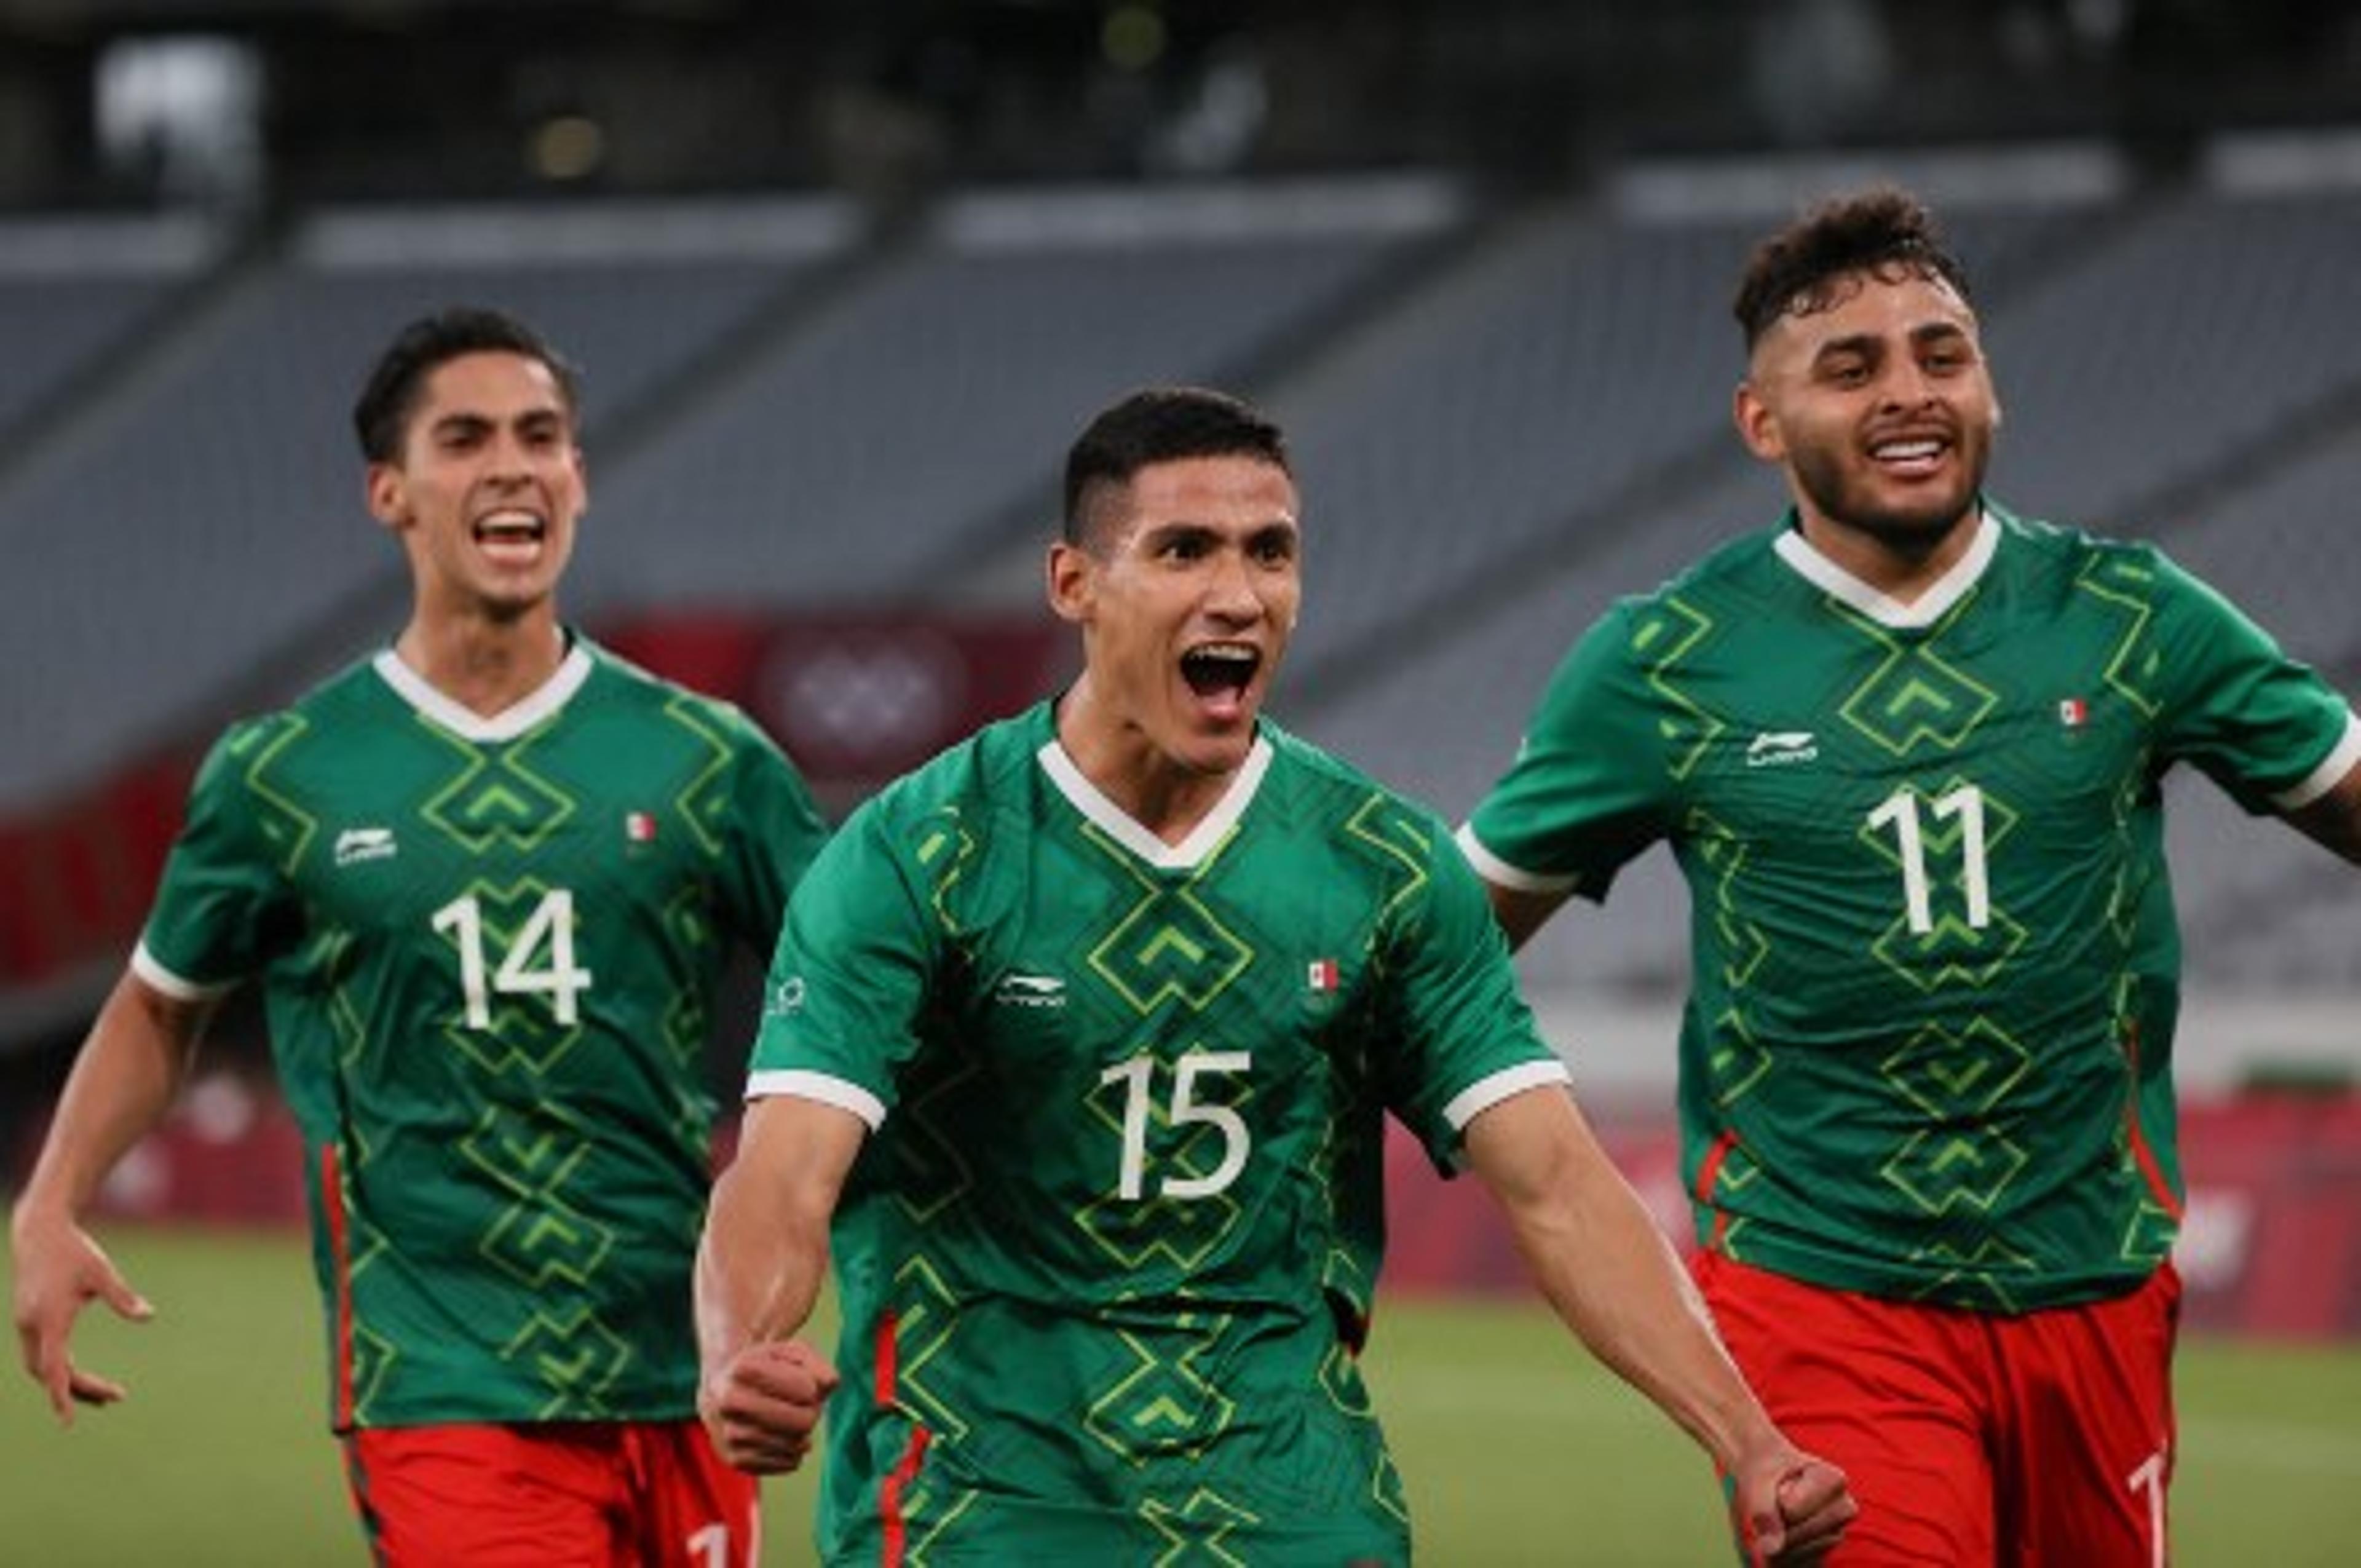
[692,386,1856,1564]
[9,307,831,1567]
[1457,187,2361,1564]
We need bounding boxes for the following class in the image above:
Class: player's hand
[698,1336,840,1475]
[1733,1444,1855,1566]
[9,1208,154,1425]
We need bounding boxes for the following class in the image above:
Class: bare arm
[2285,756,2361,865]
[1480,879,1572,954]
[1464,1087,1854,1563]
[694,1093,866,1473]
[9,968,213,1422]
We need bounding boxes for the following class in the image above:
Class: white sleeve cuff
[745,1068,887,1131]
[1453,823,1580,895]
[129,941,236,1002]
[1441,1058,1574,1131]
[2270,710,2361,811]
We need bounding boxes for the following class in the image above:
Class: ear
[364,461,408,532]
[1046,540,1094,626]
[1733,378,1785,464]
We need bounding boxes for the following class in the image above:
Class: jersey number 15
[1100,1051,1252,1201]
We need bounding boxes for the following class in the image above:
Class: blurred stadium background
[1,1,2358,1560]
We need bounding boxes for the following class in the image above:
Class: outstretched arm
[10,968,213,1423]
[1463,1087,1855,1564]
[2285,756,2361,865]
[695,1093,866,1474]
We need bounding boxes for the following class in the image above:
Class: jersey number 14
[431,889,595,1028]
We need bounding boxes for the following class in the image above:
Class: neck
[1794,506,1982,604]
[1053,681,1238,847]
[393,607,566,718]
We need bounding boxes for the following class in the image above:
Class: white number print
[1100,1051,1252,1201]
[1867,784,1991,935]
[686,1522,731,1568]
[430,889,594,1028]
[2126,1443,2169,1568]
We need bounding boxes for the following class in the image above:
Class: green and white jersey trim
[129,940,232,1001]
[1441,1060,1572,1130]
[1033,732,1275,869]
[746,1067,888,1128]
[369,638,592,740]
[1452,823,1574,895]
[1769,510,2000,630]
[2274,711,2361,809]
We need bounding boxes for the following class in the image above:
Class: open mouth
[473,510,548,558]
[1180,643,1260,710]
[1869,435,1948,476]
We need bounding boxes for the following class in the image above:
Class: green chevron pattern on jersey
[140,636,825,1428]
[1468,507,2357,1313]
[754,702,1554,1562]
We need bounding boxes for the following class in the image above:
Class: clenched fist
[699,1337,841,1475]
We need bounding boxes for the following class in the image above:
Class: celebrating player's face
[367,350,585,622]
[1735,267,1998,557]
[1051,453,1301,784]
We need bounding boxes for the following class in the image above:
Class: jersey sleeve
[711,702,832,949]
[743,796,941,1128]
[135,718,298,999]
[1379,811,1570,1174]
[1460,600,1677,901]
[2147,550,2361,814]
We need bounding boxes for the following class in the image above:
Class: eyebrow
[1811,320,1972,362]
[428,406,568,438]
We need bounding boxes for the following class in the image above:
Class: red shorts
[1695,1252,2179,1567]
[342,1419,759,1568]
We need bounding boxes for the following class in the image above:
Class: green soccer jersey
[1465,507,2360,1313]
[136,635,828,1429]
[747,701,1568,1566]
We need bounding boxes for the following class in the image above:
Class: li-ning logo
[333,826,398,866]
[994,973,1067,1010]
[1745,731,1819,769]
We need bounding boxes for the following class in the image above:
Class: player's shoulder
[579,635,730,713]
[1987,501,2190,599]
[1259,720,1453,839]
[575,636,782,743]
[1990,500,2159,566]
[854,702,1045,832]
[183,655,379,794]
[1614,520,1792,622]
[229,652,387,742]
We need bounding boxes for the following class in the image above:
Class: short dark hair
[352,306,582,464]
[1062,386,1291,548]
[1731,187,1972,351]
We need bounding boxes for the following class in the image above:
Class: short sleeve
[712,702,832,949]
[744,797,943,1127]
[1380,812,1570,1173]
[2148,550,2361,814]
[136,719,299,998]
[1461,601,1678,902]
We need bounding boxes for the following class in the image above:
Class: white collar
[1036,734,1273,870]
[1774,511,1999,630]
[372,639,593,741]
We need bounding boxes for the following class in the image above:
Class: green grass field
[7,1227,2360,1564]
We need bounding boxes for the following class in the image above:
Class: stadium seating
[3,155,2359,1021]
